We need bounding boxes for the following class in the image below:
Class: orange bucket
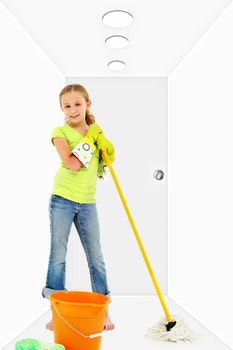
[49,291,109,350]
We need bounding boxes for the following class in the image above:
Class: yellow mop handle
[102,150,173,323]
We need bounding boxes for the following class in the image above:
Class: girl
[42,84,115,331]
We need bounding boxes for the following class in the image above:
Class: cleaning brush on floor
[102,149,196,343]
[15,338,65,350]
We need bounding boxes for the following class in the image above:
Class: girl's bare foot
[104,311,115,331]
[45,319,53,331]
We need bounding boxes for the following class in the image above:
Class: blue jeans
[42,194,111,300]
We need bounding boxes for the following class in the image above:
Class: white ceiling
[1,0,232,76]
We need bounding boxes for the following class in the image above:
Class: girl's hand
[71,123,103,168]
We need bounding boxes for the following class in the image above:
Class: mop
[101,149,196,343]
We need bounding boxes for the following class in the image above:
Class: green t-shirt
[51,124,99,203]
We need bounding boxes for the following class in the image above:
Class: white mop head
[145,314,197,343]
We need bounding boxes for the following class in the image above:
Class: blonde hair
[59,84,95,125]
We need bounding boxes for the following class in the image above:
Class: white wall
[0,3,65,348]
[168,3,233,348]
[65,77,168,296]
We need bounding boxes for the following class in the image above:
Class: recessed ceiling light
[105,35,129,49]
[108,60,126,71]
[102,10,133,28]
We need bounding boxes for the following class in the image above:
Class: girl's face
[60,91,91,127]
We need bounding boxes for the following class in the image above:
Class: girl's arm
[53,137,83,172]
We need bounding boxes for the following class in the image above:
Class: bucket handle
[52,302,104,339]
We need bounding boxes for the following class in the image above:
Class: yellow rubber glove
[97,133,115,163]
[83,123,103,148]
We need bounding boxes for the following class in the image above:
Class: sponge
[15,338,65,350]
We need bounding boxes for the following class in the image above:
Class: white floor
[4,296,232,350]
